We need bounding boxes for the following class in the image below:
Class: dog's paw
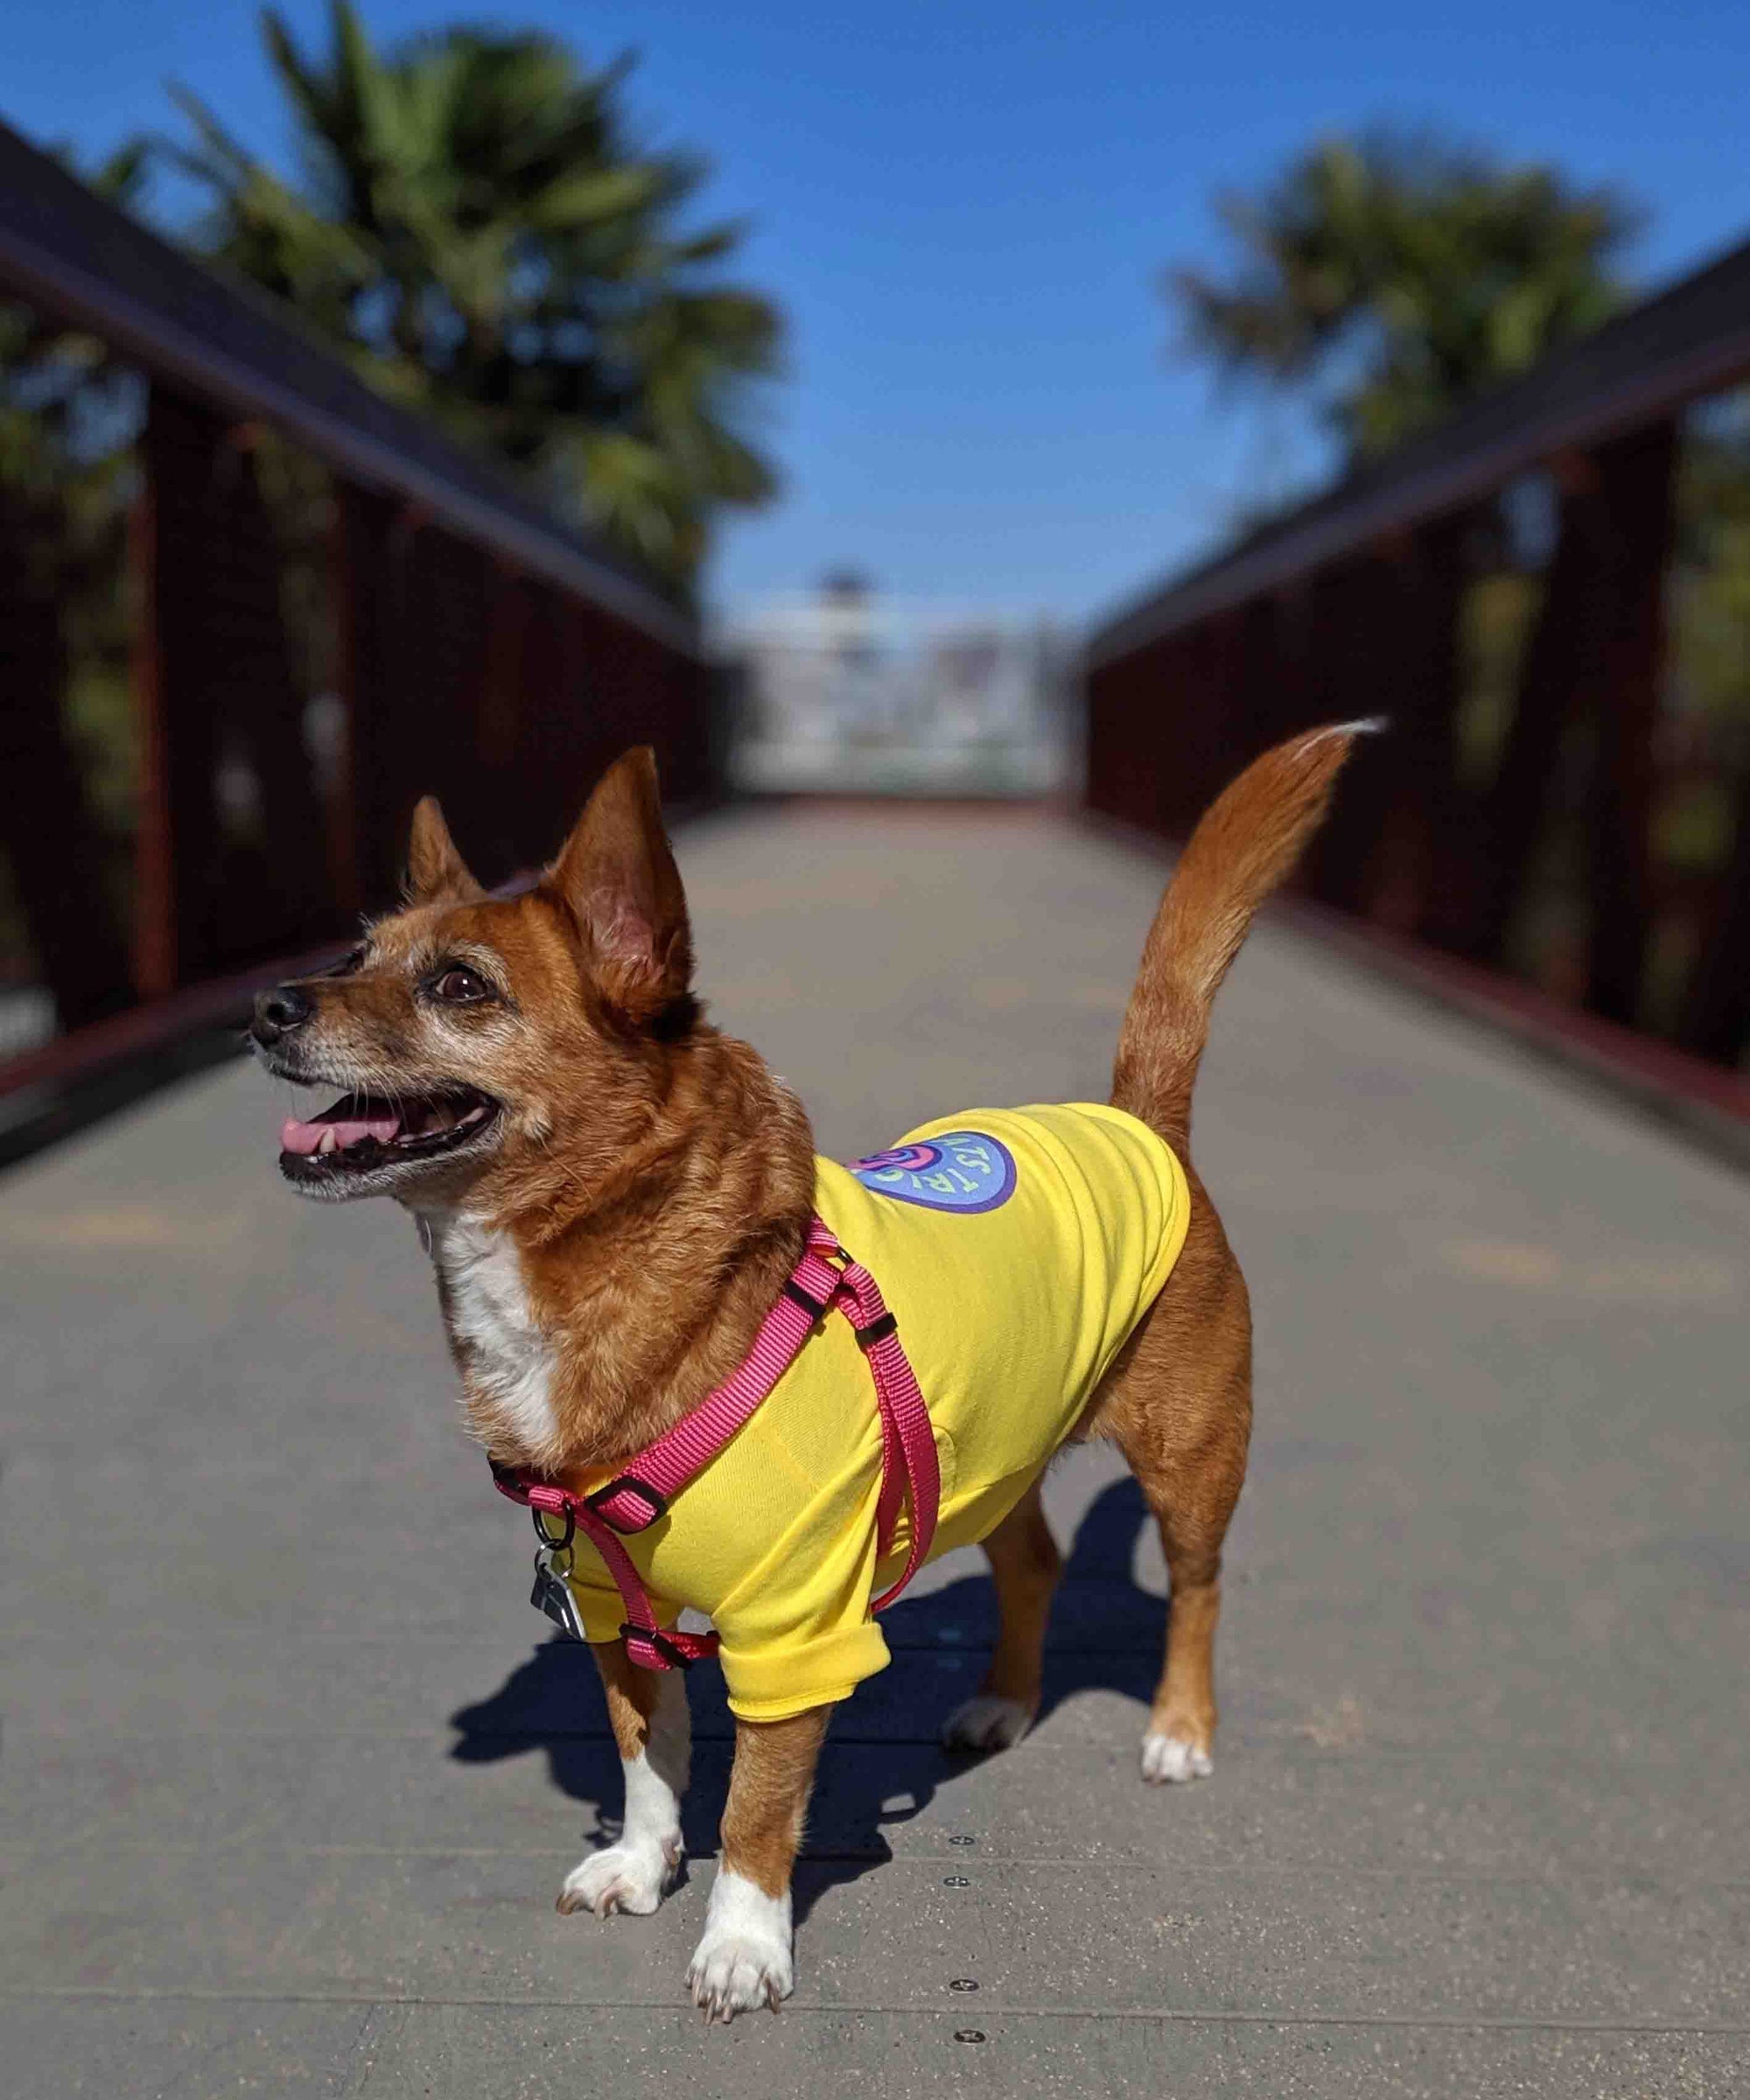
[1141,1732,1214,1785]
[687,1871,793,2024]
[942,1693,1034,1754]
[556,1833,680,1918]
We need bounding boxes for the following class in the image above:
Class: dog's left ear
[546,747,693,1025]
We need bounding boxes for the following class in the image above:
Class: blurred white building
[719,575,1079,794]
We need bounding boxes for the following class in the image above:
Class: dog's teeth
[317,1128,340,1156]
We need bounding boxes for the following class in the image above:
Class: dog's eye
[329,945,367,978]
[430,964,491,1004]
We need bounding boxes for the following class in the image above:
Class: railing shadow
[448,1474,1162,1923]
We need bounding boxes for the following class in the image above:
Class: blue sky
[8,1,1750,624]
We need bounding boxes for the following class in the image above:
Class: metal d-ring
[532,1505,576,1553]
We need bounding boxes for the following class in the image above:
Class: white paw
[1141,1732,1214,1785]
[942,1693,1034,1753]
[687,1871,793,2023]
[556,1832,679,1918]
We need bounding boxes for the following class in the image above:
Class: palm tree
[164,4,781,591]
[1171,130,1637,461]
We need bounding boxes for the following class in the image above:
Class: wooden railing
[1085,233,1750,1078]
[0,121,714,1079]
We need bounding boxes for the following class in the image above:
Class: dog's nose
[252,983,313,1046]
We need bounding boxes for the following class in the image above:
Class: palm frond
[156,12,782,588]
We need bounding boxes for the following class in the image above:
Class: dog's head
[249,748,696,1207]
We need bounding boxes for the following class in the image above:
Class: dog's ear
[545,747,693,1026]
[405,796,486,906]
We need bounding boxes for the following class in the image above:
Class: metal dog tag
[530,1546,588,1642]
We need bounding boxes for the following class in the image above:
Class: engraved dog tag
[530,1546,587,1642]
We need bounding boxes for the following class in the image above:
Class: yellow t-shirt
[564,1103,1189,1720]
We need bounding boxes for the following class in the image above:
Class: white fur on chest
[420,1213,560,1460]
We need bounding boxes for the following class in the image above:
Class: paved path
[5,807,1748,2097]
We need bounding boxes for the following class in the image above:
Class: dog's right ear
[404,796,485,906]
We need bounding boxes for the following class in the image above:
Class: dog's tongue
[280,1095,402,1156]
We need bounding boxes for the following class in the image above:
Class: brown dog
[249,720,1364,2020]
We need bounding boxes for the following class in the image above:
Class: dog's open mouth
[278,1087,500,1180]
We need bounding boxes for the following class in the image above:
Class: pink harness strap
[492,1216,940,1673]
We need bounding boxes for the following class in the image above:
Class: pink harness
[491,1216,940,1671]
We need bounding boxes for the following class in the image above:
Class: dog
[248,721,1363,2020]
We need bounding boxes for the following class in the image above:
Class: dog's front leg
[689,1704,831,2020]
[558,1641,691,1919]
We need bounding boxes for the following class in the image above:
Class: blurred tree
[1661,396,1750,873]
[164,3,780,591]
[1171,130,1638,460]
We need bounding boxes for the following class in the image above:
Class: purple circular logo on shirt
[848,1130,1017,1213]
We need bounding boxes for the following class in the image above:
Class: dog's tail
[1111,719,1381,1151]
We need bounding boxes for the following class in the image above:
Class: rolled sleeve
[717,1618,891,1721]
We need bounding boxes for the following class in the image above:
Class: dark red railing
[1085,232,1750,1082]
[0,119,713,1090]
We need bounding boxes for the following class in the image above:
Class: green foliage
[1658,394,1750,883]
[0,142,147,539]
[1171,130,1637,461]
[1454,570,1542,792]
[1670,399,1750,735]
[162,3,782,591]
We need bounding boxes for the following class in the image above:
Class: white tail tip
[1295,716,1389,752]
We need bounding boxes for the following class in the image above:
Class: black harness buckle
[620,1622,694,1669]
[586,1473,668,1530]
[855,1310,899,1350]
[781,1276,833,1320]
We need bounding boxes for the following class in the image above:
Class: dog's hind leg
[1131,1466,1236,1784]
[941,1477,1062,1753]
[1088,1201,1252,1786]
[557,1641,691,1917]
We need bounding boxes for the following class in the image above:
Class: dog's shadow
[449,1476,1161,1923]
